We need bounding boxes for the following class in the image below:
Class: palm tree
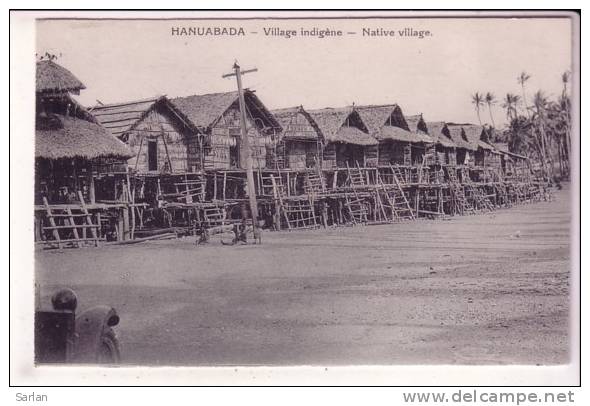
[471,92,485,125]
[517,71,532,118]
[560,70,572,172]
[532,90,548,113]
[484,92,497,128]
[502,93,521,122]
[532,90,553,179]
[561,71,570,98]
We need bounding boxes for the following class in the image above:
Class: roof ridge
[92,95,165,110]
[171,90,240,100]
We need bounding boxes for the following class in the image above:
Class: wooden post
[122,207,129,241]
[134,136,144,172]
[131,190,136,239]
[213,172,218,200]
[222,62,259,231]
[117,211,124,241]
[222,172,227,201]
[43,197,61,249]
[35,215,42,242]
[89,175,96,204]
[321,201,328,228]
[160,133,173,172]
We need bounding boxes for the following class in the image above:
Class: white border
[8,9,582,389]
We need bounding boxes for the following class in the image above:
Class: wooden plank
[42,197,61,249]
[43,224,99,230]
[77,191,100,247]
[66,207,81,248]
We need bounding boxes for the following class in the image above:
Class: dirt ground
[36,185,572,366]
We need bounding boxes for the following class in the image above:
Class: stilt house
[270,106,323,169]
[169,90,282,170]
[91,96,199,174]
[460,124,500,169]
[425,121,457,166]
[354,104,431,167]
[447,124,479,166]
[493,142,530,179]
[404,114,437,165]
[306,107,376,168]
[35,60,132,205]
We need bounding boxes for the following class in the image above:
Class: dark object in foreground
[35,288,121,364]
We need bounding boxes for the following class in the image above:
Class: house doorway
[148,140,158,171]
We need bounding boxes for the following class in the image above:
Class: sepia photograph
[9,10,580,387]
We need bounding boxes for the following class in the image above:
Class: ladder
[202,204,227,228]
[390,164,408,186]
[173,175,205,203]
[261,170,282,197]
[270,174,319,230]
[40,196,101,249]
[462,169,494,212]
[489,168,509,207]
[417,153,433,184]
[343,162,369,224]
[282,199,319,229]
[446,168,475,215]
[375,174,415,222]
[388,164,416,220]
[345,161,366,188]
[344,193,368,224]
[304,169,326,197]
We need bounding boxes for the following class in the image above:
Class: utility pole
[222,61,260,230]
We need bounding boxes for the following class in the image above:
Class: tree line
[471,71,572,181]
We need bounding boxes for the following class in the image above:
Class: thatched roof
[426,121,456,148]
[36,60,86,95]
[447,124,496,151]
[90,96,170,137]
[405,114,425,133]
[271,106,320,141]
[307,107,377,145]
[333,126,378,145]
[36,114,133,160]
[378,126,423,143]
[355,105,404,132]
[463,124,495,151]
[494,142,528,160]
[355,105,432,144]
[170,90,281,133]
[447,124,476,151]
[272,106,302,118]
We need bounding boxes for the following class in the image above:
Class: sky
[36,16,573,127]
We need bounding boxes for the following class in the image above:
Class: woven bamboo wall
[323,143,337,168]
[378,141,409,166]
[486,151,502,170]
[128,109,190,173]
[475,149,486,166]
[335,144,365,168]
[205,106,267,169]
[286,141,307,169]
[365,145,378,167]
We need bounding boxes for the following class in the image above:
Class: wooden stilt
[213,172,218,200]
[222,172,227,201]
[89,175,96,204]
